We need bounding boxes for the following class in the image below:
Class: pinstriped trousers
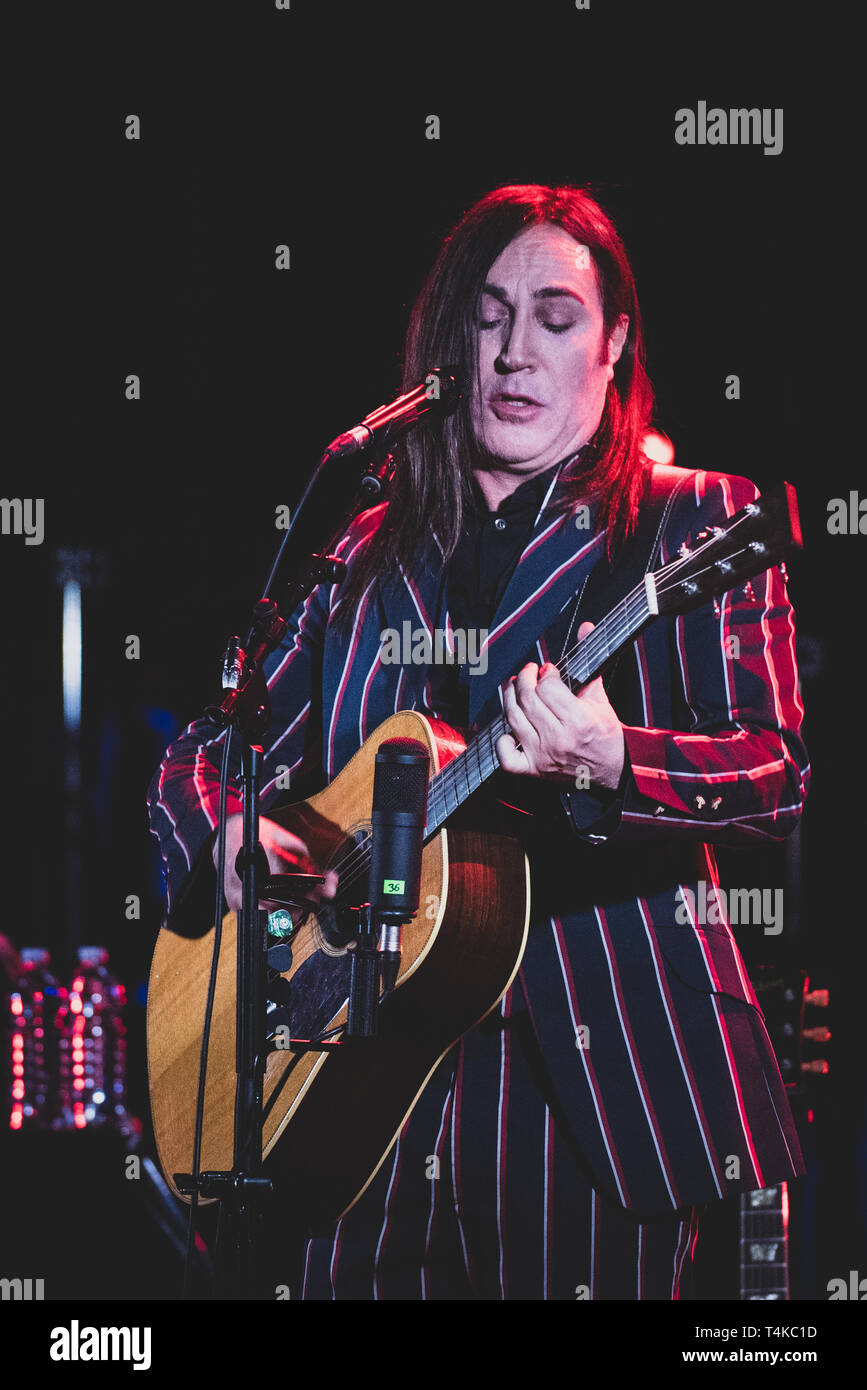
[295,974,702,1300]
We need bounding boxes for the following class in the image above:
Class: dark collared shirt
[429,458,572,727]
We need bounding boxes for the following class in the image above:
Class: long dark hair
[332,183,654,632]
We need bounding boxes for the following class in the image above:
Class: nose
[495,306,536,374]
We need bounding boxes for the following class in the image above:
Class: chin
[478,428,552,465]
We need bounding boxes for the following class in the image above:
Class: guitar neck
[739,1183,790,1300]
[423,575,656,836]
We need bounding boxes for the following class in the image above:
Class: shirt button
[494,517,507,531]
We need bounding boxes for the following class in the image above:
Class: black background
[1,0,863,1319]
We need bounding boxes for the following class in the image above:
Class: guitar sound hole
[316,824,371,952]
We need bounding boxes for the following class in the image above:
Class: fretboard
[739,1184,790,1300]
[423,576,656,837]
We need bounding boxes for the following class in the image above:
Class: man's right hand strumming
[214,813,338,918]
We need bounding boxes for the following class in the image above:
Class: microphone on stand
[370,738,430,993]
[322,368,461,461]
[346,738,430,1038]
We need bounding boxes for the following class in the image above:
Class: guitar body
[147,710,531,1228]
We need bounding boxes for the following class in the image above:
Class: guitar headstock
[752,967,831,1099]
[652,481,802,617]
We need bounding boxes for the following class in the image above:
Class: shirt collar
[468,445,594,521]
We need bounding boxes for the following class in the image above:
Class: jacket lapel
[464,488,606,728]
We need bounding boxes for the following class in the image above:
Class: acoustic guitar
[147,482,802,1228]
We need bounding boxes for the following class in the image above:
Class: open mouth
[490,394,544,421]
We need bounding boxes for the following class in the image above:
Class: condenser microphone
[369,737,430,995]
[322,368,461,461]
[346,738,430,1036]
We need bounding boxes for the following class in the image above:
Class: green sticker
[383,879,405,895]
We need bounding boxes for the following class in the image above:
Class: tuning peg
[801,1059,829,1075]
[802,1026,831,1043]
[805,988,829,1008]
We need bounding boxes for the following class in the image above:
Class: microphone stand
[172,367,460,1295]
[173,450,395,1299]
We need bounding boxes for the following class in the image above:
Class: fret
[459,743,471,804]
[739,1223,784,1235]
[743,1242,784,1262]
[746,1187,780,1207]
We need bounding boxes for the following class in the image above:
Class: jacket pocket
[652,922,758,1007]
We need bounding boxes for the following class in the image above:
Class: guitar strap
[557,461,697,691]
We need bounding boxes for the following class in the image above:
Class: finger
[267,827,311,855]
[495,729,530,775]
[271,842,309,868]
[533,663,589,718]
[573,621,613,701]
[503,677,541,748]
[512,663,567,733]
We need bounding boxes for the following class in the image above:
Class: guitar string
[319,528,763,899]
[281,521,764,905]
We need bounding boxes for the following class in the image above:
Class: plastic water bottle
[7,948,60,1130]
[56,946,129,1131]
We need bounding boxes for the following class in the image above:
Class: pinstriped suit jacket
[148,458,810,1216]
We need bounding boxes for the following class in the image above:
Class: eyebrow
[481,283,586,306]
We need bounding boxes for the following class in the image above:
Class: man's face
[470,222,628,474]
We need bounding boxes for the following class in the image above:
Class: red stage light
[642,429,675,465]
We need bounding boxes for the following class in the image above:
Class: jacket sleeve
[560,470,810,848]
[146,575,332,928]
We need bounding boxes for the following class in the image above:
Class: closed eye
[478,318,576,334]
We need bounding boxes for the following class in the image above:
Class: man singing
[148,183,809,1299]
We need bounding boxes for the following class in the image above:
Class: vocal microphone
[322,367,461,460]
